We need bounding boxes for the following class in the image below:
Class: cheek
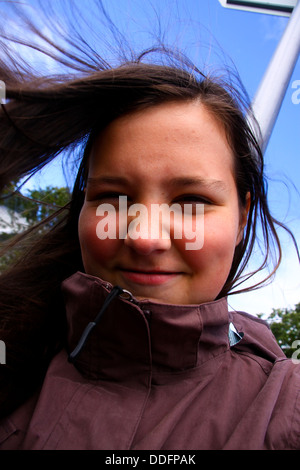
[78,208,122,267]
[176,217,238,274]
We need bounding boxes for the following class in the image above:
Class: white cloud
[0,10,69,77]
[229,228,300,316]
[259,15,288,42]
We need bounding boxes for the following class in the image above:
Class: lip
[118,268,182,286]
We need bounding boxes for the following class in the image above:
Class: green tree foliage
[258,304,300,358]
[0,183,71,271]
[1,184,71,227]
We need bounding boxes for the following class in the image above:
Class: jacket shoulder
[230,309,286,362]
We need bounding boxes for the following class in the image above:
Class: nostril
[124,234,172,255]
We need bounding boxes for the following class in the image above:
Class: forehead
[88,101,234,180]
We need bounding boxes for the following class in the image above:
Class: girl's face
[78,101,249,305]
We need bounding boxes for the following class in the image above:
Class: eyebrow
[168,177,228,192]
[86,175,228,192]
[86,176,130,187]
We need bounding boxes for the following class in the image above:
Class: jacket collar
[62,272,232,383]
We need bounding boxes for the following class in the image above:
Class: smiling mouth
[118,268,182,286]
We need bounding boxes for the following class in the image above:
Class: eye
[174,195,212,205]
[95,192,125,200]
[171,195,211,217]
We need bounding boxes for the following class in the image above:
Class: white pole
[250,0,300,154]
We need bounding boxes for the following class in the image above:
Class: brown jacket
[0,272,299,450]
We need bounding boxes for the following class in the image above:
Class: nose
[123,205,172,255]
[124,233,172,255]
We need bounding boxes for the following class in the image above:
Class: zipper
[68,285,124,363]
[68,284,151,363]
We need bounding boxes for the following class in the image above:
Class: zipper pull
[68,285,124,363]
[119,289,151,321]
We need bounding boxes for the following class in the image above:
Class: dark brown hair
[0,4,298,418]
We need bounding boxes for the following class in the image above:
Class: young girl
[0,12,299,451]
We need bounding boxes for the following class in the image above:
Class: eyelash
[174,195,212,205]
[90,192,212,205]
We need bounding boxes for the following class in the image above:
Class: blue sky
[2,0,300,315]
